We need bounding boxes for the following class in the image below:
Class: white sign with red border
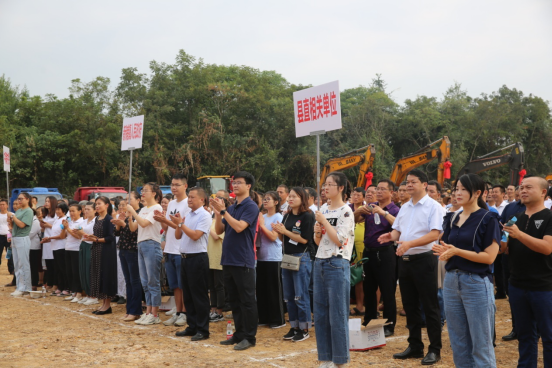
[121,115,144,151]
[3,146,10,172]
[293,80,342,138]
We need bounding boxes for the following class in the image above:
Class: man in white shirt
[378,170,443,365]
[305,187,319,212]
[492,185,509,216]
[153,174,190,327]
[170,188,212,342]
[277,185,289,214]
[506,185,516,204]
[0,198,10,266]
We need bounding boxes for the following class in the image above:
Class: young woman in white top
[40,196,58,292]
[127,182,164,325]
[62,204,85,302]
[78,202,97,305]
[29,209,43,291]
[43,202,69,296]
[313,171,355,368]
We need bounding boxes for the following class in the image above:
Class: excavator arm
[455,143,524,186]
[319,145,376,189]
[389,136,451,187]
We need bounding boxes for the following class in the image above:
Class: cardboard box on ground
[160,296,175,311]
[349,318,390,351]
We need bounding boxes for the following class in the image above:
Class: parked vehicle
[9,187,62,211]
[73,187,128,202]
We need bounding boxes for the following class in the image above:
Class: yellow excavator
[389,136,451,187]
[319,145,376,189]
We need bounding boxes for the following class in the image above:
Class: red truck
[73,187,128,202]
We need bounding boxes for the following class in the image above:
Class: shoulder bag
[280,213,309,271]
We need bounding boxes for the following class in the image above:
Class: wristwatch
[384,211,389,218]
[179,223,184,228]
[220,210,227,216]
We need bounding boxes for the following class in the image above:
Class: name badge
[289,239,298,245]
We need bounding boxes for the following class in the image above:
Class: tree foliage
[0,51,550,197]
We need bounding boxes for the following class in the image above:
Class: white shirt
[50,215,67,251]
[179,206,212,254]
[495,200,509,216]
[82,218,96,244]
[309,204,318,213]
[280,202,289,215]
[164,198,191,255]
[137,204,163,244]
[0,213,9,235]
[315,204,355,259]
[545,199,552,210]
[392,194,444,255]
[65,217,84,251]
[29,217,42,250]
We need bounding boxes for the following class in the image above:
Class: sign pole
[6,172,8,208]
[310,130,326,210]
[128,148,134,195]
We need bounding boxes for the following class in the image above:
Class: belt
[181,252,206,259]
[401,250,433,262]
[364,244,394,252]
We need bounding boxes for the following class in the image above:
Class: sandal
[349,307,365,316]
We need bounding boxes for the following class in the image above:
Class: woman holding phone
[44,202,69,297]
[85,196,117,315]
[433,173,500,368]
[40,196,58,292]
[62,203,84,302]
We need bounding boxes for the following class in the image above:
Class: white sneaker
[163,314,178,326]
[135,314,148,325]
[78,297,89,304]
[141,314,161,325]
[71,297,81,303]
[175,314,187,326]
[11,290,24,297]
[165,307,176,316]
[84,298,99,305]
[65,295,74,301]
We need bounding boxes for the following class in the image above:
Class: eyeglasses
[322,184,338,189]
[231,181,246,186]
[142,190,152,193]
[17,198,25,201]
[262,198,272,202]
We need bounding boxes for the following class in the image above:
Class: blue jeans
[509,283,552,368]
[444,270,496,368]
[282,253,312,329]
[12,236,31,292]
[137,240,163,307]
[119,249,142,315]
[313,256,350,365]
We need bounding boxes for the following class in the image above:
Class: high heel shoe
[96,307,112,315]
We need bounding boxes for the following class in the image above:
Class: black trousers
[208,269,225,309]
[363,245,397,331]
[494,254,505,297]
[181,253,210,336]
[53,249,67,291]
[30,249,42,287]
[398,251,442,354]
[45,259,55,287]
[0,235,7,265]
[224,265,258,343]
[65,250,81,293]
[256,261,285,326]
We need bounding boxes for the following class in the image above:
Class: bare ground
[0,261,533,368]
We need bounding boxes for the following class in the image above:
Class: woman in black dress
[84,196,117,315]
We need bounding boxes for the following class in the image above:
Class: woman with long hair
[79,202,97,305]
[8,192,34,296]
[313,171,355,367]
[44,202,69,297]
[433,174,500,367]
[126,183,164,325]
[62,203,84,302]
[40,196,58,292]
[256,191,285,328]
[84,196,117,314]
[29,207,43,291]
[273,187,315,342]
[113,191,143,321]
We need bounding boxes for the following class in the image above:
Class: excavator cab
[319,145,376,189]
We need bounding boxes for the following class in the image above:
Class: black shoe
[393,347,424,359]
[176,329,196,337]
[495,293,507,300]
[384,328,394,337]
[92,310,99,314]
[220,336,239,345]
[283,327,298,340]
[502,330,518,341]
[421,352,441,365]
[234,339,255,351]
[117,297,126,305]
[191,333,209,342]
[96,307,112,315]
[292,330,310,342]
[111,296,120,303]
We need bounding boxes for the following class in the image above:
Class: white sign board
[293,80,342,138]
[3,146,10,172]
[121,115,144,151]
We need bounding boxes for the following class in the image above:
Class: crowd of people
[2,169,552,368]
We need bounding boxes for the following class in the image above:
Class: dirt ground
[0,260,534,368]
